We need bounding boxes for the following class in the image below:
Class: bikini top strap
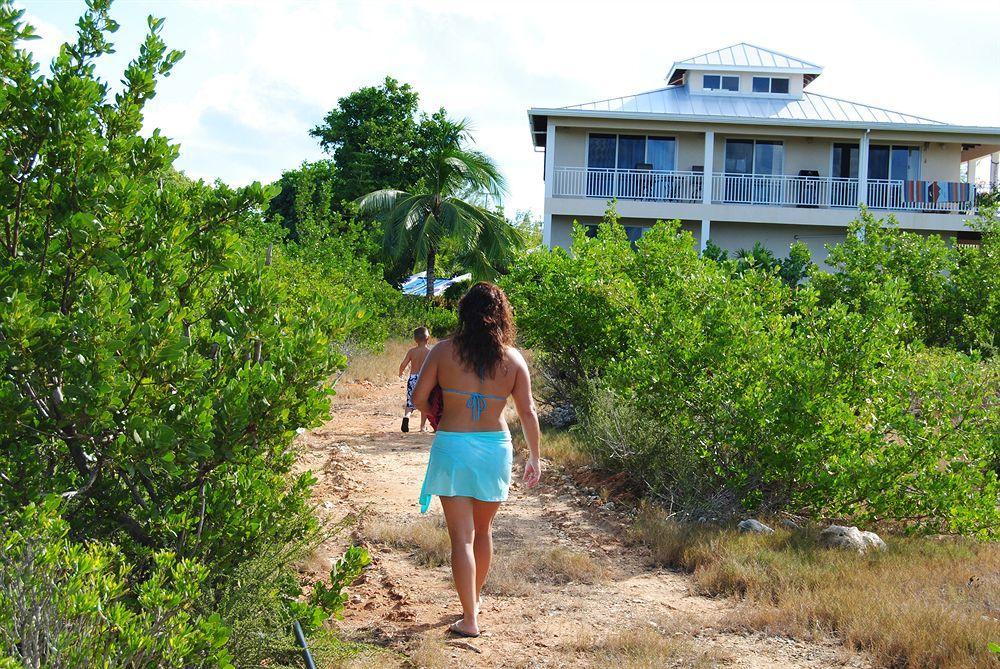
[440,388,507,421]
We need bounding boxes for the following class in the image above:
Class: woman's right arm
[510,350,541,488]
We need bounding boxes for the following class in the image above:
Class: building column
[857,130,870,208]
[966,157,978,187]
[991,152,999,190]
[542,120,555,248]
[700,219,711,253]
[702,130,714,205]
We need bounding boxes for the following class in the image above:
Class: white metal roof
[666,43,822,86]
[561,86,944,126]
[676,43,821,71]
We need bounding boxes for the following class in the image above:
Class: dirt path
[297,376,869,669]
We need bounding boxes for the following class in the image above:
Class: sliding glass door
[587,134,616,198]
[586,134,677,199]
[723,139,784,203]
[831,143,919,181]
[832,143,919,207]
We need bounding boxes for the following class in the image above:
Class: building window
[724,139,784,175]
[703,74,739,92]
[586,134,677,171]
[752,76,790,94]
[832,143,920,181]
[586,134,678,199]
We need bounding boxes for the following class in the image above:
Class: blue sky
[23,0,1000,217]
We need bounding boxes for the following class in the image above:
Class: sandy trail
[296,376,869,669]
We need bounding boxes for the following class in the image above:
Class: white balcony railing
[551,167,976,214]
[552,167,703,203]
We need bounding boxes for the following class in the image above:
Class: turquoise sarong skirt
[419,430,513,513]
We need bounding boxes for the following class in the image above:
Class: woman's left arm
[411,345,440,415]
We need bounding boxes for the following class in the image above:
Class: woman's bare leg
[472,500,501,607]
[439,496,478,634]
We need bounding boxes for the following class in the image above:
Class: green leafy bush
[814,208,1000,355]
[505,215,999,535]
[0,3,371,665]
[1,498,231,668]
[311,545,373,620]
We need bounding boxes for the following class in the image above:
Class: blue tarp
[401,271,472,297]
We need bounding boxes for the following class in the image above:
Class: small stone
[737,519,774,534]
[600,502,616,511]
[350,594,363,604]
[780,519,803,531]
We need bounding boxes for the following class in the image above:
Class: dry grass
[509,425,596,469]
[630,503,1000,669]
[563,624,728,669]
[365,517,451,568]
[484,545,608,597]
[342,339,415,384]
[406,634,450,669]
[536,546,608,584]
[364,515,607,594]
[481,549,532,596]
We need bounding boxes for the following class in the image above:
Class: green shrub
[0,498,231,668]
[506,213,999,535]
[0,4,372,666]
[391,296,458,338]
[814,208,1000,355]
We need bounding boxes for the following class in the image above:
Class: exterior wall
[551,215,961,272]
[709,221,846,270]
[920,142,962,182]
[688,70,805,98]
[675,131,705,171]
[553,126,587,168]
[550,214,700,251]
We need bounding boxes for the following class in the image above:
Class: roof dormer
[666,43,822,100]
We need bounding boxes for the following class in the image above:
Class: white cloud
[22,0,1000,215]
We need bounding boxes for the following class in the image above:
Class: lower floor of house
[548,214,977,270]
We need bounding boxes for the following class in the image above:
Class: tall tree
[310,76,449,205]
[357,119,522,299]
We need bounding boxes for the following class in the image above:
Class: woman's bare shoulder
[431,339,453,353]
[505,346,528,369]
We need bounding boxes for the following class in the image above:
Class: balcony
[551,167,976,214]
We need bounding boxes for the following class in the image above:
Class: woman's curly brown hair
[452,282,516,379]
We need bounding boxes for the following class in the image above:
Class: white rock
[737,519,774,534]
[819,525,886,553]
[859,530,887,551]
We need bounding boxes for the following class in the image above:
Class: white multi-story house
[528,44,1000,264]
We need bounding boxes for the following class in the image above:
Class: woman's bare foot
[448,619,480,638]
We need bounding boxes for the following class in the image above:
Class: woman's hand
[522,456,541,488]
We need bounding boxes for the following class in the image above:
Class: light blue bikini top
[441,388,507,422]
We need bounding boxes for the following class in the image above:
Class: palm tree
[356,119,522,299]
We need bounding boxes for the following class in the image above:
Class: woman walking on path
[411,282,542,638]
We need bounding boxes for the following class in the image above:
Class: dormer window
[752,76,790,94]
[703,75,739,92]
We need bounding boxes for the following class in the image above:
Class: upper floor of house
[528,44,1000,232]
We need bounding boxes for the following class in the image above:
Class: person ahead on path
[398,327,432,433]
[412,282,542,638]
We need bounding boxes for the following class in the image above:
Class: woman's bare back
[413,339,530,433]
